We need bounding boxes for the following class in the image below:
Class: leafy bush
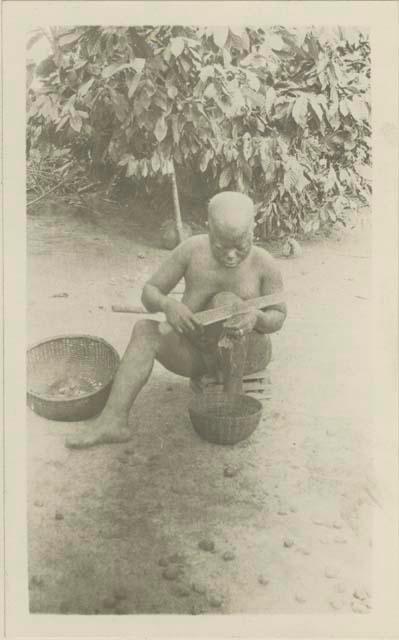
[27,25,371,238]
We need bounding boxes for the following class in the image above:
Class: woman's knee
[131,318,160,344]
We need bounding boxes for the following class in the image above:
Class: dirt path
[27,199,375,614]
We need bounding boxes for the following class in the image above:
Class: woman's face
[209,225,253,268]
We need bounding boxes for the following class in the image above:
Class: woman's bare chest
[185,259,261,301]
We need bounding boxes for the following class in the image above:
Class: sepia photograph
[2,2,398,635]
[24,21,377,617]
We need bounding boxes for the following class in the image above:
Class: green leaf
[199,149,211,172]
[268,33,285,51]
[153,92,168,111]
[140,159,148,178]
[154,116,168,142]
[241,161,252,182]
[204,83,217,100]
[74,59,88,71]
[137,88,152,111]
[118,154,131,167]
[69,113,82,133]
[128,73,141,98]
[339,167,349,183]
[132,58,146,73]
[55,115,69,132]
[222,48,232,67]
[339,98,349,117]
[309,95,323,123]
[320,206,329,222]
[103,60,144,80]
[200,65,214,82]
[150,153,161,173]
[126,157,138,177]
[179,56,191,74]
[349,95,369,121]
[325,166,338,191]
[112,94,129,122]
[242,133,252,161]
[103,63,124,79]
[228,27,250,51]
[283,157,309,193]
[170,37,185,57]
[212,26,229,49]
[58,30,82,48]
[219,165,233,188]
[243,87,265,109]
[292,94,308,128]
[27,29,44,50]
[332,195,346,216]
[167,85,178,100]
[264,87,276,116]
[317,93,328,113]
[78,77,94,97]
[328,205,337,222]
[247,72,260,92]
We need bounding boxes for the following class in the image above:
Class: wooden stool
[190,370,270,399]
[190,332,272,400]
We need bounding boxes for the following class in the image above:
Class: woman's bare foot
[65,414,131,449]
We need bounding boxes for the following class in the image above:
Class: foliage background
[27,25,371,239]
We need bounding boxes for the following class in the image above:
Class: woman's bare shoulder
[252,245,278,268]
[182,234,209,258]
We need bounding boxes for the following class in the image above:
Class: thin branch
[169,160,184,243]
[27,169,77,207]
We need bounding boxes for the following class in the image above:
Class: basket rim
[27,333,120,403]
[189,393,263,413]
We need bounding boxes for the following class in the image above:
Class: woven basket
[188,393,263,445]
[27,335,120,422]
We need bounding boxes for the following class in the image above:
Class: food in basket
[45,375,104,399]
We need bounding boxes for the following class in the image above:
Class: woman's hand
[224,309,259,337]
[164,299,202,335]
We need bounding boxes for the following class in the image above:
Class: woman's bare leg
[65,319,206,449]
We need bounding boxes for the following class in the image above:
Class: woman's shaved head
[208,192,255,237]
[207,192,255,268]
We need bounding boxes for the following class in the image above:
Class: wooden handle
[111,305,148,314]
[158,291,285,337]
[112,293,285,336]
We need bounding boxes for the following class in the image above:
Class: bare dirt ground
[27,196,376,615]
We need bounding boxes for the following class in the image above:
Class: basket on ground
[27,335,120,421]
[188,393,263,445]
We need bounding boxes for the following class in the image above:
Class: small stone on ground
[325,567,339,579]
[295,593,306,604]
[162,566,181,581]
[198,538,215,552]
[173,584,190,598]
[191,581,207,595]
[284,538,294,548]
[224,465,239,478]
[353,588,368,601]
[168,552,185,563]
[209,594,223,608]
